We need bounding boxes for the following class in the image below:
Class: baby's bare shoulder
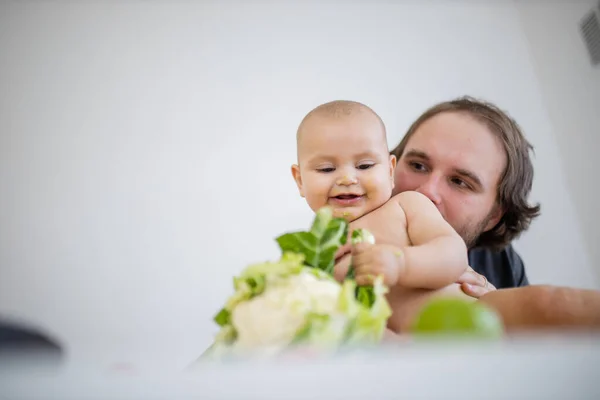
[390,191,431,206]
[347,196,410,247]
[390,191,443,221]
[390,191,441,215]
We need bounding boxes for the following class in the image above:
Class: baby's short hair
[296,100,386,142]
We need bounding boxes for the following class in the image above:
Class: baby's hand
[350,242,404,287]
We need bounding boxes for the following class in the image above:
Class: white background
[0,1,598,369]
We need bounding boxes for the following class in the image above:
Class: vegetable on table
[203,207,392,360]
[410,297,505,339]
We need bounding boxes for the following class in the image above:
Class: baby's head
[291,100,396,221]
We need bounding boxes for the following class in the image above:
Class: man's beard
[456,211,496,249]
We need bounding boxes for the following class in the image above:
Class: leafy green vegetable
[213,308,230,327]
[291,312,339,347]
[276,209,383,310]
[203,207,392,361]
[339,277,391,344]
[211,252,307,336]
[351,228,375,245]
[276,207,348,274]
[345,228,378,308]
[345,228,375,280]
[411,297,504,339]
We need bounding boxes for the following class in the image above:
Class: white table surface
[2,332,600,399]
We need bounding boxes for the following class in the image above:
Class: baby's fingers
[334,243,352,263]
[355,272,377,286]
[333,254,352,282]
[350,242,371,256]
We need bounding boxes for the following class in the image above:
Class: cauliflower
[232,269,342,351]
[203,207,392,360]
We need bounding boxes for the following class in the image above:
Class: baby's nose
[336,174,358,186]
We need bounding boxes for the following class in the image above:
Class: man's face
[292,113,396,221]
[393,111,507,248]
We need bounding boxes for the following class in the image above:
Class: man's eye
[317,167,335,173]
[451,177,469,189]
[357,163,374,170]
[409,162,427,172]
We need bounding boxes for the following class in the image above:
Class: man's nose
[416,175,442,205]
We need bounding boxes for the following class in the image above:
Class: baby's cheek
[306,195,327,212]
[308,185,332,208]
[366,175,393,201]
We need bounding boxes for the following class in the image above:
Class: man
[329,96,540,332]
[371,96,599,333]
[390,96,541,297]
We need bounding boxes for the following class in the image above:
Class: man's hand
[478,285,600,331]
[346,242,404,287]
[457,267,496,298]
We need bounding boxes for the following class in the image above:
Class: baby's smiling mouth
[333,194,362,200]
[329,193,365,205]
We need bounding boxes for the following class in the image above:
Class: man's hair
[390,96,541,250]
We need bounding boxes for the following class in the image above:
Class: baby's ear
[388,154,397,175]
[388,154,397,189]
[291,164,305,197]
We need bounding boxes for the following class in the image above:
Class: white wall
[514,0,600,284]
[0,1,596,370]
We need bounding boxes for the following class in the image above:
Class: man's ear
[484,203,504,231]
[291,164,305,197]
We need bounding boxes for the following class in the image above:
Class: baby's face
[292,112,396,221]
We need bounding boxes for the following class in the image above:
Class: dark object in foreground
[0,318,64,367]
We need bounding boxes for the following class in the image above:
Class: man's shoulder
[468,243,529,289]
[468,243,520,264]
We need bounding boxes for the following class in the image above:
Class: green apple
[410,297,504,339]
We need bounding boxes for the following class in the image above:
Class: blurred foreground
[1,332,599,399]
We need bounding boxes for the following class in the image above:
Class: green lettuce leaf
[291,312,345,348]
[345,228,379,309]
[343,275,392,344]
[275,208,386,310]
[290,277,391,348]
[275,207,348,274]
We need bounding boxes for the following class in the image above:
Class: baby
[290,100,470,333]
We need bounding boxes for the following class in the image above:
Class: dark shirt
[468,244,529,289]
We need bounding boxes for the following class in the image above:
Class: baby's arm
[393,191,468,289]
